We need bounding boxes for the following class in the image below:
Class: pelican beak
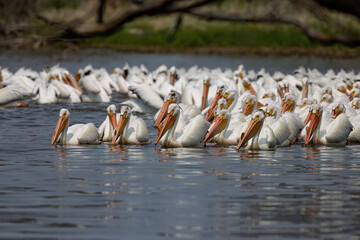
[277,85,285,99]
[243,101,254,116]
[236,118,263,151]
[65,73,84,94]
[305,112,321,146]
[340,87,349,96]
[51,116,68,145]
[202,116,228,144]
[304,110,312,125]
[205,92,222,121]
[243,80,256,95]
[225,97,234,109]
[169,72,177,86]
[155,112,177,145]
[112,114,129,144]
[281,101,294,114]
[75,73,81,81]
[349,91,355,101]
[154,100,171,129]
[201,80,210,110]
[109,111,117,129]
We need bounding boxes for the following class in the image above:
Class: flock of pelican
[1,63,359,150]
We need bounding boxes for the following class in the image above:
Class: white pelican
[98,104,119,142]
[236,110,276,151]
[202,109,245,145]
[51,109,100,145]
[112,106,150,145]
[302,104,353,146]
[264,105,291,147]
[155,104,209,148]
[204,85,225,121]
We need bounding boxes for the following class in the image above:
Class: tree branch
[183,9,360,46]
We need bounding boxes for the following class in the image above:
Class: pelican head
[320,94,334,104]
[299,98,312,109]
[236,110,265,150]
[331,103,345,119]
[281,93,296,114]
[351,98,360,110]
[242,78,256,95]
[154,90,179,129]
[51,108,70,145]
[205,85,225,121]
[305,104,323,146]
[202,109,230,144]
[335,82,349,96]
[217,98,227,110]
[155,104,179,145]
[262,91,276,101]
[107,104,117,129]
[264,104,279,118]
[242,94,258,116]
[112,106,132,144]
[223,90,237,109]
[322,87,332,96]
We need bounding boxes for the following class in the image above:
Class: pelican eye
[254,115,260,121]
[286,99,291,105]
[123,112,128,118]
[220,103,224,108]
[248,99,252,105]
[170,109,175,115]
[219,89,223,94]
[220,113,225,119]
[263,94,268,98]
[170,97,174,102]
[224,92,229,98]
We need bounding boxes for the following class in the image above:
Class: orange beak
[305,112,321,146]
[51,116,68,145]
[154,100,171,129]
[281,102,294,114]
[277,84,285,99]
[112,115,129,144]
[303,111,312,125]
[236,119,263,151]
[201,81,210,111]
[202,117,228,144]
[243,102,254,116]
[155,113,177,145]
[65,74,84,94]
[109,112,117,129]
[205,93,222,121]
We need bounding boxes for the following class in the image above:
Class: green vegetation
[81,16,356,56]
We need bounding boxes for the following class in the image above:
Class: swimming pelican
[98,104,119,142]
[155,104,209,147]
[303,104,353,146]
[236,110,276,151]
[202,109,245,145]
[51,109,100,145]
[112,106,150,145]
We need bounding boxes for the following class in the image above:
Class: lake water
[0,49,360,239]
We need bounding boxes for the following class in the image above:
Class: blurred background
[0,0,359,57]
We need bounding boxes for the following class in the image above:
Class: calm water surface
[0,50,360,239]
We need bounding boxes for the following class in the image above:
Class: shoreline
[1,37,360,59]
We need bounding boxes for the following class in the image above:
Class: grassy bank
[79,16,359,58]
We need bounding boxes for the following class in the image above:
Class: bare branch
[183,9,360,46]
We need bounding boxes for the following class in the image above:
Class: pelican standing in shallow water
[112,106,150,145]
[155,104,209,147]
[51,109,100,145]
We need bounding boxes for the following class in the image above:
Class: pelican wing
[325,114,353,143]
[81,76,101,94]
[0,85,28,105]
[128,84,164,109]
[179,115,210,147]
[77,123,100,144]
